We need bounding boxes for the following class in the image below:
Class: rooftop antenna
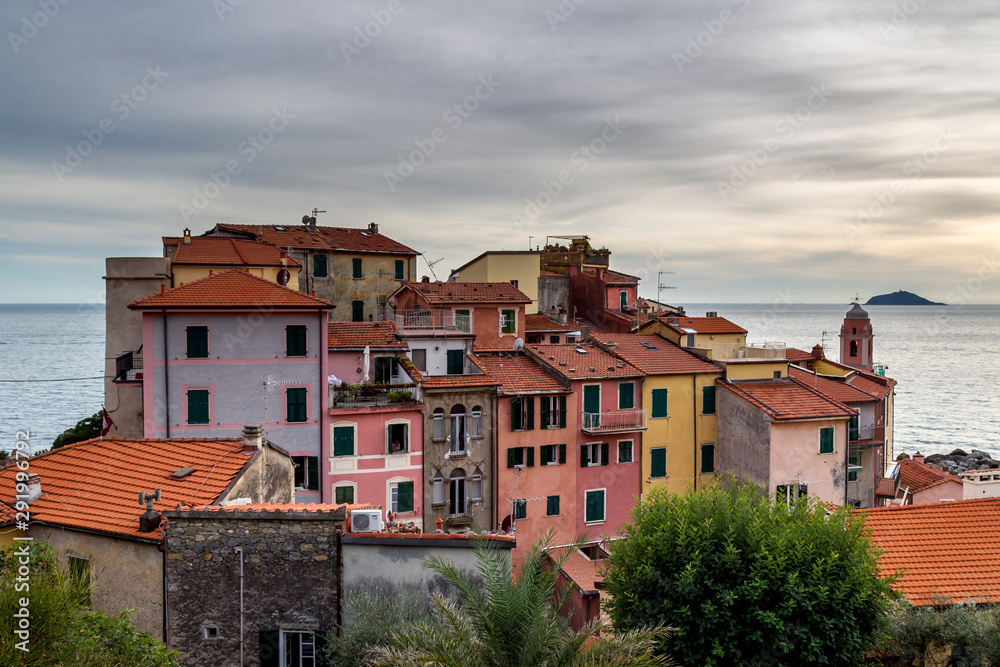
[657,271,677,308]
[421,254,444,281]
[528,236,534,250]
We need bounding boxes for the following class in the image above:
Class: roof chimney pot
[368,222,379,235]
[242,424,263,452]
[183,228,192,244]
[24,473,42,504]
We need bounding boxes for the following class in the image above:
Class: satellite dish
[277,269,290,286]
[513,337,524,351]
[302,215,310,225]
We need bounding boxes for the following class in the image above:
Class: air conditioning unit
[350,509,383,533]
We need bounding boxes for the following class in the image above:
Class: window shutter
[259,630,280,667]
[601,442,609,466]
[307,457,319,490]
[820,427,834,454]
[526,397,535,430]
[334,426,354,456]
[539,445,549,466]
[651,448,667,478]
[187,389,209,425]
[559,444,566,464]
[547,495,560,516]
[526,447,534,467]
[510,399,519,431]
[507,448,516,469]
[397,482,414,512]
[394,259,404,280]
[580,445,587,468]
[187,326,208,358]
[558,396,566,428]
[702,386,716,415]
[540,398,549,429]
[652,388,668,418]
[619,383,634,409]
[352,258,362,278]
[701,444,715,475]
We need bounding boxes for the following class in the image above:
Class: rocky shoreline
[898,448,1000,475]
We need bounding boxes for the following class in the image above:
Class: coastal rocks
[915,448,1000,475]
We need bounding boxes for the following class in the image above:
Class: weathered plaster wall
[538,273,570,316]
[769,419,849,505]
[221,447,295,504]
[717,387,772,489]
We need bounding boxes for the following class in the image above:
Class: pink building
[840,303,874,371]
[895,457,964,505]
[526,343,645,537]
[566,266,639,333]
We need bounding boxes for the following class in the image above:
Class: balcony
[390,309,472,334]
[114,350,142,382]
[582,409,647,434]
[875,476,897,498]
[329,383,418,409]
[849,424,885,444]
[720,343,786,361]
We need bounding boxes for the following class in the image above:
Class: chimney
[160,283,166,296]
[242,424,263,453]
[706,311,717,318]
[421,275,430,283]
[558,307,568,325]
[666,315,680,326]
[138,489,162,533]
[368,222,379,235]
[579,325,591,340]
[183,228,192,244]
[811,344,825,359]
[22,473,42,504]
[913,451,925,464]
[549,306,558,321]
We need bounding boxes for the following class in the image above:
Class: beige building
[451,250,542,313]
[163,229,301,288]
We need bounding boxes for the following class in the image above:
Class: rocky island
[865,290,945,306]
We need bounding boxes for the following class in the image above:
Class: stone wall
[164,509,343,667]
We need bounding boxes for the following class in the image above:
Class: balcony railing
[114,350,142,382]
[875,477,897,497]
[721,343,786,361]
[849,424,885,443]
[582,409,647,434]
[390,309,471,333]
[329,383,417,409]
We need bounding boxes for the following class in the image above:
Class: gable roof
[860,498,1000,606]
[788,366,879,404]
[897,459,964,495]
[847,372,894,399]
[420,374,499,390]
[590,333,723,376]
[470,353,568,395]
[394,281,531,305]
[210,223,417,255]
[0,437,259,542]
[658,316,747,335]
[580,267,639,285]
[716,377,855,421]
[786,347,820,362]
[327,321,405,350]
[526,343,643,381]
[164,236,299,268]
[129,269,333,310]
[525,313,577,333]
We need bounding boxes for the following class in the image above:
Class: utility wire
[0,376,109,383]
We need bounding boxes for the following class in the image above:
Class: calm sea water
[2,303,998,459]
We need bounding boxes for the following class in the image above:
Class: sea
[1,303,999,459]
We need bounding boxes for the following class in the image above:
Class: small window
[510,279,519,288]
[450,405,467,454]
[469,407,483,437]
[848,455,858,482]
[432,474,445,505]
[352,258,363,279]
[351,300,364,322]
[541,444,565,466]
[387,422,408,453]
[685,333,695,347]
[507,446,534,468]
[187,389,209,425]
[513,498,527,520]
[651,388,668,418]
[701,443,715,474]
[618,441,633,463]
[394,259,404,280]
[510,397,534,431]
[391,480,414,513]
[285,325,307,357]
[773,370,782,379]
[333,425,355,456]
[186,325,208,359]
[546,495,560,516]
[69,556,90,607]
[702,386,716,415]
[202,626,219,640]
[580,442,608,467]
[446,349,465,375]
[618,382,634,410]
[469,471,483,501]
[585,489,605,523]
[314,254,328,277]
[334,484,355,504]
[432,409,445,440]
[777,483,808,506]
[850,340,859,356]
[455,309,471,333]
[286,388,307,423]
[619,290,627,310]
[541,396,565,429]
[501,309,516,334]
[650,447,666,478]
[549,335,559,344]
[374,357,395,384]
[411,349,427,372]
[819,427,834,454]
[292,456,319,491]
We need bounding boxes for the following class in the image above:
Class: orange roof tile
[788,366,879,404]
[785,347,819,362]
[590,333,723,376]
[547,544,608,594]
[397,281,531,305]
[129,269,333,310]
[0,437,258,541]
[471,353,568,395]
[0,500,16,525]
[327,321,405,349]
[420,374,500,389]
[211,223,417,255]
[525,313,577,333]
[580,268,639,285]
[397,356,423,381]
[661,316,747,335]
[164,236,300,268]
[179,502,361,513]
[859,498,1000,606]
[526,343,643,380]
[847,373,894,399]
[897,459,964,495]
[716,377,855,421]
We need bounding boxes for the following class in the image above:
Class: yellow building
[591,333,724,496]
[451,250,542,313]
[163,230,300,289]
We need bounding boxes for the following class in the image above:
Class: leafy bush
[882,600,1000,667]
[325,585,427,667]
[52,412,101,449]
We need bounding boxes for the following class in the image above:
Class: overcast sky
[2,0,999,304]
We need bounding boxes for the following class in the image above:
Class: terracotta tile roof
[525,313,577,333]
[847,373,894,399]
[470,353,568,395]
[420,374,500,389]
[590,333,723,376]
[526,343,643,380]
[0,500,16,525]
[547,544,608,594]
[396,281,531,305]
[0,437,257,541]
[129,269,333,310]
[580,268,639,285]
[212,224,417,255]
[716,377,855,421]
[859,498,1000,606]
[788,366,879,404]
[397,356,423,381]
[661,316,747,335]
[897,459,964,495]
[179,502,365,513]
[164,236,300,268]
[786,347,818,362]
[327,321,404,350]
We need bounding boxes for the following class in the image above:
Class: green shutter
[314,255,327,277]
[580,445,588,468]
[601,442,609,466]
[619,383,634,409]
[701,444,715,474]
[186,326,208,359]
[447,349,464,375]
[187,389,209,425]
[547,495,559,516]
[820,427,834,454]
[540,398,549,429]
[526,397,535,430]
[352,258,362,278]
[539,445,549,465]
[397,481,414,512]
[352,300,364,322]
[333,426,354,456]
[583,385,600,414]
[586,490,604,523]
[502,309,516,334]
[702,386,716,415]
[335,486,354,504]
[507,448,516,469]
[651,388,668,418]
[307,456,319,490]
[394,259,404,280]
[287,388,307,423]
[849,414,860,441]
[510,398,519,431]
[650,448,666,478]
[526,447,534,467]
[559,444,566,464]
[286,325,307,357]
[559,395,567,428]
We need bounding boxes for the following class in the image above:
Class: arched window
[469,406,483,437]
[449,468,467,516]
[450,405,467,454]
[850,340,859,357]
[432,471,444,505]
[469,467,483,501]
[432,408,445,440]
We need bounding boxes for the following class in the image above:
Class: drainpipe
[235,547,244,667]
[318,308,326,502]
[162,309,170,438]
[692,375,698,491]
[157,540,169,644]
[335,529,343,633]
[493,389,500,531]
[844,424,849,506]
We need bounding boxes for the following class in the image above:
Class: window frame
[386,420,409,454]
[432,408,445,440]
[389,478,414,514]
[546,495,560,517]
[446,349,465,375]
[285,324,308,358]
[411,348,427,372]
[449,405,467,455]
[313,254,328,277]
[469,407,483,438]
[333,483,356,505]
[286,387,308,423]
[432,473,445,505]
[500,308,516,334]
[650,446,667,478]
[352,257,363,279]
[292,455,320,491]
[819,426,835,454]
[618,382,634,410]
[702,385,716,415]
[394,259,405,280]
[617,440,633,464]
[651,388,668,419]
[584,488,606,524]
[700,443,715,474]
[351,300,364,322]
[333,424,356,457]
[186,388,211,425]
[469,470,483,501]
[185,325,209,359]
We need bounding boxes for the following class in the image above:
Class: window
[583,384,600,417]
[374,357,395,384]
[541,395,566,429]
[620,290,627,310]
[352,258,363,279]
[580,442,609,467]
[701,443,715,474]
[848,455,858,482]
[186,325,208,359]
[819,427,834,454]
[513,498,526,520]
[549,335,559,344]
[394,259,404,280]
[69,556,90,607]
[501,309,516,334]
[776,483,808,506]
[351,300,364,322]
[203,626,219,640]
[314,254,327,277]
[411,349,427,372]
[449,469,466,516]
[540,444,566,466]
[334,484,354,504]
[618,440,633,463]
[469,407,483,437]
[286,388,307,423]
[187,389,209,425]
[618,382,634,409]
[333,425,355,456]
[510,396,534,431]
[432,474,445,504]
[259,629,327,667]
[849,414,860,441]
[510,279,519,288]
[387,422,408,453]
[469,470,483,501]
[585,489,606,523]
[546,495,560,516]
[773,370,782,379]
[432,408,445,440]
[446,349,464,375]
[850,340,858,357]
[685,333,695,347]
[391,480,414,513]
[449,405,466,454]
[285,325,307,357]
[650,447,667,478]
[292,456,319,491]
[651,388,668,418]
[455,309,471,333]
[507,446,534,468]
[702,385,716,415]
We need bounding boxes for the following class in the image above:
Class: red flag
[101,407,114,437]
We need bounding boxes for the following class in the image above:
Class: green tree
[603,477,899,667]
[370,535,673,666]
[52,412,102,449]
[881,599,999,667]
[326,586,427,667]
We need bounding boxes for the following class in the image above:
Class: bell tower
[840,302,873,371]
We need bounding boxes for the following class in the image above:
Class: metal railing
[582,409,647,433]
[721,343,786,360]
[390,309,470,333]
[114,350,142,382]
[329,383,417,409]
[849,424,885,443]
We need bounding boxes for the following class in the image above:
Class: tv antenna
[421,254,444,281]
[657,271,677,308]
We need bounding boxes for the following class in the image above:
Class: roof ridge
[786,375,856,414]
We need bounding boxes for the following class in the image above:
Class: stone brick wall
[164,509,343,667]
